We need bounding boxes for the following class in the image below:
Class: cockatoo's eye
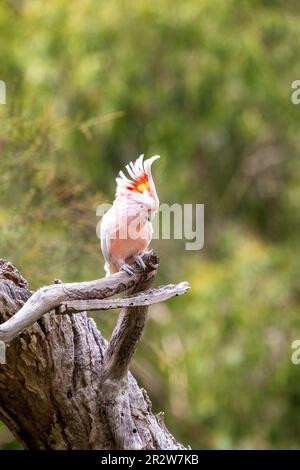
[140,204,144,209]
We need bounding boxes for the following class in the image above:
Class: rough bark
[0,256,188,450]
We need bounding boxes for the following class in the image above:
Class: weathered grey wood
[100,256,159,450]
[0,254,158,343]
[60,282,190,313]
[0,255,187,450]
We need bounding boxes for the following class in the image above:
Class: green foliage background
[1,0,300,449]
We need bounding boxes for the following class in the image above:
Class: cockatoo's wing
[100,208,113,268]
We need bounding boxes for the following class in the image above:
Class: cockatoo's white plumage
[100,154,160,276]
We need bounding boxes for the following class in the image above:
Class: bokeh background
[1,0,300,449]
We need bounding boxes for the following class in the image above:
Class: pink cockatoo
[100,154,160,276]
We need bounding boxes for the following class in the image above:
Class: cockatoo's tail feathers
[116,154,160,198]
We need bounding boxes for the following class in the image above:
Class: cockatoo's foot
[120,263,135,276]
[133,255,147,271]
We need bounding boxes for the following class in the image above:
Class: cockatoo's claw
[120,263,135,276]
[133,255,147,271]
[144,249,154,256]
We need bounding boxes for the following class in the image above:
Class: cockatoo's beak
[148,211,156,222]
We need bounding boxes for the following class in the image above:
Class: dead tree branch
[0,252,179,343]
[59,282,189,314]
[0,253,189,450]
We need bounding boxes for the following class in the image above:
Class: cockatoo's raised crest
[116,154,160,206]
[100,154,160,276]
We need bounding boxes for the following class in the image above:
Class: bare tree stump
[0,255,189,450]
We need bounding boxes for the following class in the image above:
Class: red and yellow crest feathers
[126,173,150,193]
[115,154,159,200]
